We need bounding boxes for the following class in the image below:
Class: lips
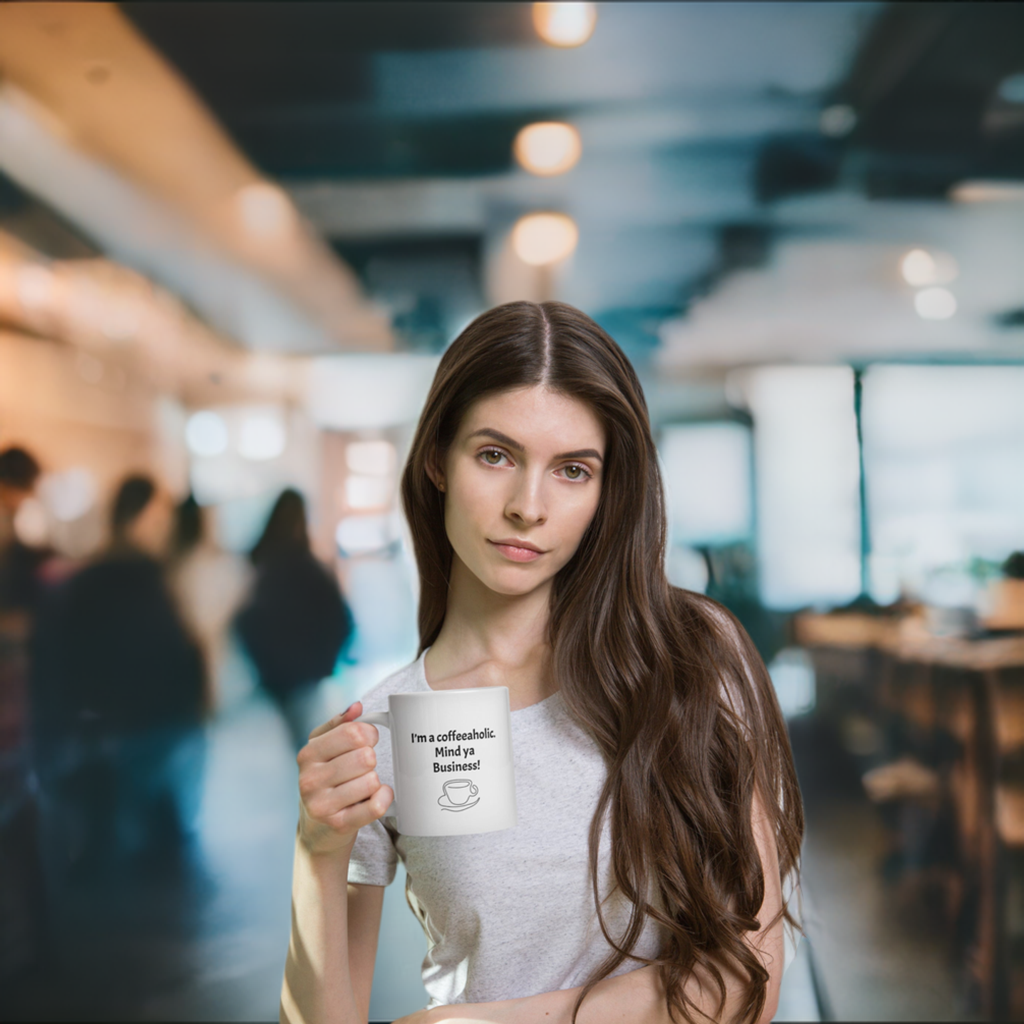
[489,539,546,562]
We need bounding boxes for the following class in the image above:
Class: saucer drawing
[438,795,481,812]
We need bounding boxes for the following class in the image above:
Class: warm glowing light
[914,287,957,321]
[513,122,582,176]
[950,179,1024,203]
[901,249,936,287]
[239,412,286,461]
[186,410,229,457]
[900,248,958,286]
[511,213,578,266]
[532,3,597,47]
[235,182,295,239]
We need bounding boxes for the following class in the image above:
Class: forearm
[421,946,779,1024]
[281,831,359,1024]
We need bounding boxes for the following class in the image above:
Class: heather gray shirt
[348,648,799,1008]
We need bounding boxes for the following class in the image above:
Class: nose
[504,469,547,526]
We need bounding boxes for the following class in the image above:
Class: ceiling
[5,2,1024,369]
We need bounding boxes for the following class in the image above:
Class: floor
[0,674,986,1022]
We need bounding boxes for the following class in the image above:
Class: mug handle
[469,782,479,798]
[355,710,398,820]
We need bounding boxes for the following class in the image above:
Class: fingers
[297,699,393,844]
[307,700,362,741]
[301,699,378,765]
[298,743,377,801]
[302,719,379,767]
[324,784,394,834]
[303,768,383,823]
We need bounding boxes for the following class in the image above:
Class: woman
[169,494,252,716]
[236,489,354,751]
[282,302,803,1024]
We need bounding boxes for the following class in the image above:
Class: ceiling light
[914,287,957,321]
[512,212,579,266]
[950,179,1024,203]
[900,248,958,286]
[513,122,582,176]
[819,104,856,138]
[186,410,229,457]
[238,412,286,461]
[235,182,295,239]
[901,249,936,287]
[532,3,597,47]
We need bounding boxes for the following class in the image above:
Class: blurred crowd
[0,444,354,981]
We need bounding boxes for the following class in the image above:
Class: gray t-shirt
[348,648,799,1008]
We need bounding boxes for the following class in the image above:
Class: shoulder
[355,654,426,713]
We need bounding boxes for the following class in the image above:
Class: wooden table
[795,613,1024,1020]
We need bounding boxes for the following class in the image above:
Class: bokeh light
[532,3,597,47]
[238,411,286,461]
[914,286,957,320]
[513,122,581,176]
[186,410,229,457]
[511,212,578,266]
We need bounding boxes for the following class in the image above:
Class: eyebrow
[467,428,603,463]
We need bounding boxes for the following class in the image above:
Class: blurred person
[169,493,253,716]
[30,474,206,872]
[0,446,47,611]
[234,488,354,751]
[0,446,47,978]
[281,302,803,1024]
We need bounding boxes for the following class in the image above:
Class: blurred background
[1,2,1024,1021]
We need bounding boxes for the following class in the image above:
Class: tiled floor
[0,685,986,1022]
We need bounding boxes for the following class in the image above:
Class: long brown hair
[400,301,803,1024]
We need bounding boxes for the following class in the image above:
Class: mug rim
[391,685,509,698]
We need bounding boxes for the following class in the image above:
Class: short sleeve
[347,816,399,886]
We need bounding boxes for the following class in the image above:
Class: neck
[425,553,556,709]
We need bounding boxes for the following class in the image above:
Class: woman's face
[436,385,605,598]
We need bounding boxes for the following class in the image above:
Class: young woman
[281,302,803,1024]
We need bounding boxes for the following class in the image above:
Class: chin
[480,566,550,598]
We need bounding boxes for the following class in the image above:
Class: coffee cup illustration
[439,778,480,811]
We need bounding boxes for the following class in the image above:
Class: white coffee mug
[357,687,517,837]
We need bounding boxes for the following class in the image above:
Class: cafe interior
[1,2,1024,1021]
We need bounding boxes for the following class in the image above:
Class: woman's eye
[480,449,506,465]
[562,464,590,480]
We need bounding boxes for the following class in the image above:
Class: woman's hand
[296,700,394,857]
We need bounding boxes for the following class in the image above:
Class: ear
[424,448,446,493]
